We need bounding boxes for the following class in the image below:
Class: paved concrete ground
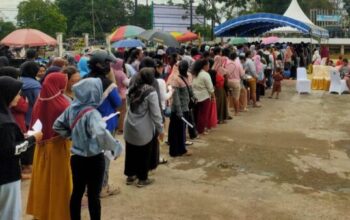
[23,80,350,220]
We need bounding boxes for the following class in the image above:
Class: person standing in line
[124,68,164,187]
[192,59,215,135]
[20,61,41,176]
[54,78,122,220]
[0,76,42,220]
[168,60,193,157]
[87,50,122,197]
[244,51,261,108]
[62,66,81,101]
[26,73,72,220]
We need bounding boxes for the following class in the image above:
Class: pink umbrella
[0,28,57,47]
[262,36,279,45]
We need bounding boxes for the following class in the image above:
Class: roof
[268,0,328,37]
[214,13,329,38]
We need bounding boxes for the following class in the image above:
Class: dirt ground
[22,80,350,220]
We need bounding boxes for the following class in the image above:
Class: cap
[90,50,117,64]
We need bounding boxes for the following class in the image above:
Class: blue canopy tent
[214,13,329,39]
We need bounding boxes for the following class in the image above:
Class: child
[269,67,284,99]
[53,78,122,220]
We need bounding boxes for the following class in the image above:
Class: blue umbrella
[111,39,145,48]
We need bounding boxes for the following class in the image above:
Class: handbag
[179,75,197,109]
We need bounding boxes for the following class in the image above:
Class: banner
[316,15,341,22]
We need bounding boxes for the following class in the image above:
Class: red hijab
[31,72,70,140]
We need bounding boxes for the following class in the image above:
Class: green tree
[17,0,67,37]
[0,20,16,39]
[183,0,248,26]
[134,5,152,29]
[57,0,134,39]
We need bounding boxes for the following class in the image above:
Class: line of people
[0,42,287,220]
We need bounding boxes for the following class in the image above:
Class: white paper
[27,130,36,136]
[32,120,42,132]
[104,150,115,161]
[181,117,194,128]
[102,111,120,122]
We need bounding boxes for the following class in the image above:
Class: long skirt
[0,180,21,220]
[194,98,211,134]
[168,112,186,157]
[124,138,154,181]
[27,136,72,220]
[185,110,197,139]
[215,87,227,123]
[207,99,217,129]
[117,99,126,133]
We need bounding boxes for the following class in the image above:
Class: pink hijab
[253,55,263,74]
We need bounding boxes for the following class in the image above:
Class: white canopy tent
[268,0,328,38]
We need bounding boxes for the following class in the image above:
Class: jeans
[70,153,105,220]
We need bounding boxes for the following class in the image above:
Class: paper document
[181,117,194,128]
[102,112,120,122]
[27,120,42,136]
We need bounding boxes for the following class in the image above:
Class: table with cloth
[310,65,331,90]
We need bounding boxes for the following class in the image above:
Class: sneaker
[137,179,155,188]
[100,184,121,198]
[126,176,137,185]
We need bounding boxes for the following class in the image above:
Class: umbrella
[110,25,145,42]
[170,32,183,38]
[0,28,57,47]
[176,32,198,43]
[138,30,180,48]
[262,36,279,45]
[111,39,145,48]
[229,37,247,45]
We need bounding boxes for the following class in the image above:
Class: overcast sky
[0,0,185,23]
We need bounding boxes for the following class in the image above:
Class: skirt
[168,112,186,157]
[27,136,72,220]
[215,88,228,122]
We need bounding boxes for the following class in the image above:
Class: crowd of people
[0,41,341,220]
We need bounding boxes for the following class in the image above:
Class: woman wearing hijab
[168,61,193,157]
[312,49,321,65]
[124,67,164,187]
[0,76,42,220]
[0,67,32,178]
[111,58,130,134]
[26,73,72,220]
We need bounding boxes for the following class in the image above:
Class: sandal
[159,157,168,164]
[185,141,193,146]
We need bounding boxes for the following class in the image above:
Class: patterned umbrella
[176,32,198,42]
[138,30,179,48]
[110,25,145,42]
[111,39,145,48]
[0,28,57,46]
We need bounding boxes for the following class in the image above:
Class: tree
[183,0,248,26]
[57,0,134,39]
[17,0,67,37]
[0,20,16,39]
[134,5,152,30]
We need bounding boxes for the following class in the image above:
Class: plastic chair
[296,67,311,94]
[329,68,349,95]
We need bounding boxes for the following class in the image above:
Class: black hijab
[0,67,20,79]
[0,56,9,68]
[0,76,23,125]
[20,61,39,79]
[128,67,155,112]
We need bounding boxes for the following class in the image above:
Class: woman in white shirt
[191,59,214,135]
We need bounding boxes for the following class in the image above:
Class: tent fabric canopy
[214,13,329,38]
[268,0,328,37]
